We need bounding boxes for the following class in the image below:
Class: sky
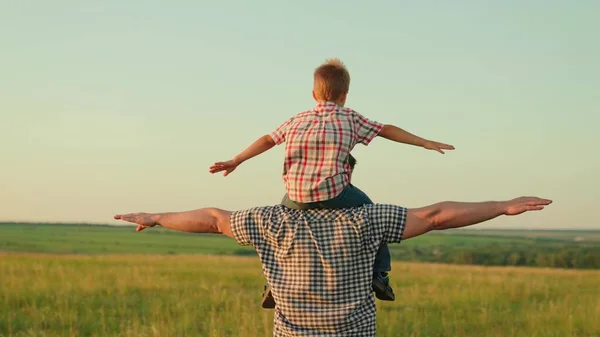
[0,0,598,229]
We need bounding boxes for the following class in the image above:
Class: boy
[209,58,454,308]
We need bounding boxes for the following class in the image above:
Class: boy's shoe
[372,272,395,301]
[261,283,276,309]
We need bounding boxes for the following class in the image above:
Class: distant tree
[452,252,474,265]
[507,253,522,266]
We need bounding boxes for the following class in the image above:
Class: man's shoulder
[231,205,294,224]
[229,205,294,246]
[231,204,276,217]
[307,204,405,221]
[363,204,407,221]
[232,204,402,216]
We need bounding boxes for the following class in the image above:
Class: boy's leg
[319,184,371,208]
[281,193,317,210]
[373,244,392,273]
[372,243,394,301]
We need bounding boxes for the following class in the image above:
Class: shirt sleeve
[230,207,270,247]
[268,117,295,145]
[366,204,407,244]
[353,110,384,146]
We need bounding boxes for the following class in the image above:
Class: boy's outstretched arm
[378,124,455,154]
[209,135,276,176]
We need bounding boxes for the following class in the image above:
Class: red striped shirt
[269,102,383,203]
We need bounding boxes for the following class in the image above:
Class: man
[115,194,551,336]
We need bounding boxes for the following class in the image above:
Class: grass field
[0,223,252,255]
[444,229,600,243]
[2,223,598,269]
[1,223,598,254]
[1,253,599,337]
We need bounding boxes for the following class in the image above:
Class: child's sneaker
[372,272,395,301]
[261,283,276,309]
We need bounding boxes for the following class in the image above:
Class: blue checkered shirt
[230,204,407,337]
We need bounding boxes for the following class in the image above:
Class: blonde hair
[313,58,350,102]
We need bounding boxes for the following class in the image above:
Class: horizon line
[0,221,597,232]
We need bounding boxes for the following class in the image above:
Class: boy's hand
[423,140,455,154]
[209,160,239,177]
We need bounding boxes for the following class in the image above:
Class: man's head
[313,58,350,106]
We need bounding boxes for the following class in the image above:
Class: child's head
[313,58,350,106]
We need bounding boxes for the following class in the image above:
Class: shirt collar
[315,101,338,111]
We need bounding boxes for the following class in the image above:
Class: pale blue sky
[0,0,598,228]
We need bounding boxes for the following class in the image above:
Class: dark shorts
[281,184,373,209]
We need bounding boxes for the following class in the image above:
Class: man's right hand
[502,197,553,216]
[114,213,159,232]
[209,159,239,177]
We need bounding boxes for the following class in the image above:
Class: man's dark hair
[348,154,356,170]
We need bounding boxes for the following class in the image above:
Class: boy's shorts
[281,184,373,210]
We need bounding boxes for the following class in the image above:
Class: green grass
[0,223,254,255]
[2,223,598,269]
[2,223,597,253]
[444,228,600,243]
[1,253,599,337]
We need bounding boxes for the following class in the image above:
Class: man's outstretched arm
[114,208,234,238]
[402,197,552,240]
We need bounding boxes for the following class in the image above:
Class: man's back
[231,204,406,336]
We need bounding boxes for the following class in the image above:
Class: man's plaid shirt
[231,204,407,337]
[269,102,384,203]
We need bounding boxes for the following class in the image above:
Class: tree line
[390,244,600,269]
